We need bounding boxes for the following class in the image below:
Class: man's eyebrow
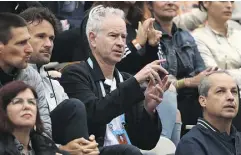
[215,86,238,90]
[15,37,31,44]
[231,87,238,90]
[108,31,128,36]
[35,32,46,35]
[215,86,225,89]
[36,32,55,37]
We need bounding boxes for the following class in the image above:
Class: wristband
[132,39,143,50]
[176,79,185,89]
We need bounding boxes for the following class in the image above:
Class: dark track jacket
[60,54,162,149]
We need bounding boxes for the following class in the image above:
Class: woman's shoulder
[30,131,70,155]
[192,25,210,37]
[0,133,18,154]
[0,134,6,152]
[0,132,14,143]
[227,20,241,31]
[30,131,58,154]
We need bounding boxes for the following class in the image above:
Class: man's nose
[24,42,33,54]
[166,1,177,6]
[226,91,235,102]
[44,38,53,48]
[116,36,125,47]
[226,1,233,9]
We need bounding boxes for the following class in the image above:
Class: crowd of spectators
[0,1,241,155]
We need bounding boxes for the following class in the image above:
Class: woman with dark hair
[0,81,68,155]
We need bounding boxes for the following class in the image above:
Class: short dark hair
[0,13,27,44]
[19,7,62,35]
[0,81,44,134]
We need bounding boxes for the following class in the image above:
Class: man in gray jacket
[0,13,52,138]
[20,7,100,155]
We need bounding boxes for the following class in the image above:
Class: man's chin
[43,57,51,63]
[161,14,176,21]
[17,63,28,69]
[222,113,237,119]
[38,59,51,66]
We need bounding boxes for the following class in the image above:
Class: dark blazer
[0,131,69,155]
[60,55,162,149]
[176,118,241,155]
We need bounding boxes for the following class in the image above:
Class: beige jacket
[173,8,207,31]
[173,8,241,31]
[192,24,241,87]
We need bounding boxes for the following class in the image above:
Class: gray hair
[198,70,232,96]
[86,5,125,44]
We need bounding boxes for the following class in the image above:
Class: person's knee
[156,90,177,114]
[176,109,182,123]
[62,98,86,110]
[122,145,142,155]
[66,98,86,115]
[167,83,176,93]
[56,98,86,119]
[68,98,85,109]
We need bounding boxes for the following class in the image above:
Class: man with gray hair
[176,71,241,155]
[61,5,170,154]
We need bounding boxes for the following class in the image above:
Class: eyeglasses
[11,98,38,106]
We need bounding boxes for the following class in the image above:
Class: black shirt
[0,68,19,87]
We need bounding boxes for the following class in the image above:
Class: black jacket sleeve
[117,24,159,75]
[60,63,145,125]
[116,43,144,75]
[60,64,162,149]
[176,138,207,155]
[125,101,162,150]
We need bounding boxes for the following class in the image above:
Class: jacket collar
[153,20,180,37]
[1,131,58,155]
[205,22,234,38]
[197,117,237,138]
[0,67,20,87]
[29,63,47,78]
[86,53,121,83]
[197,117,218,132]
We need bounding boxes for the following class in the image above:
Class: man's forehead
[211,84,237,89]
[10,26,28,34]
[27,20,55,36]
[9,26,30,41]
[100,22,127,34]
[99,25,127,34]
[102,15,125,26]
[209,74,237,89]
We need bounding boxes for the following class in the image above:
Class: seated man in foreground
[60,5,170,154]
[176,71,241,155]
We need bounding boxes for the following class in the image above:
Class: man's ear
[199,95,207,108]
[0,42,4,54]
[147,2,153,11]
[89,32,97,48]
[203,1,211,10]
